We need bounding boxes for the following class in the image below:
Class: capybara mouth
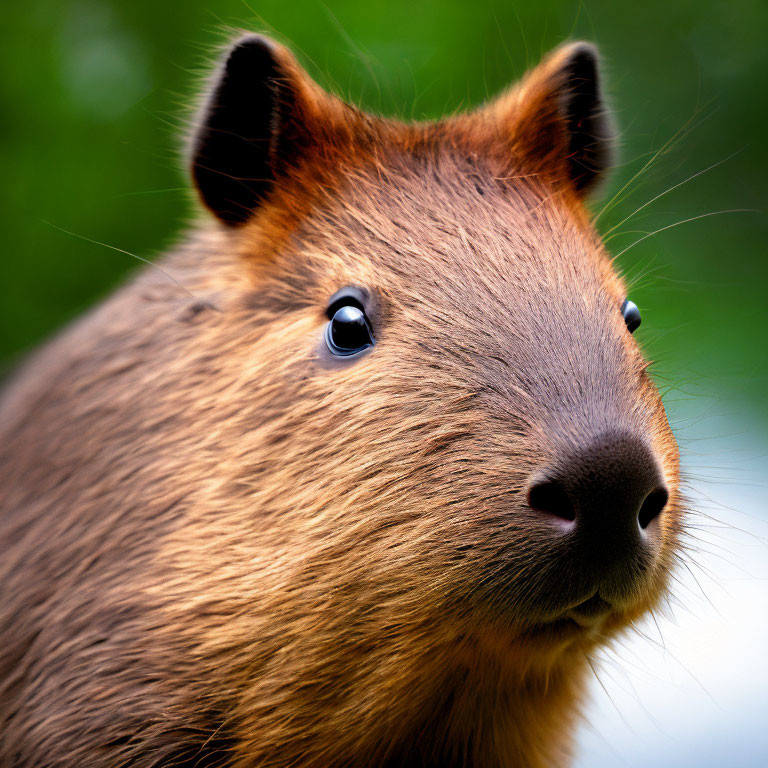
[521,593,615,642]
[565,593,613,627]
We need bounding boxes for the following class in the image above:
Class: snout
[527,430,668,602]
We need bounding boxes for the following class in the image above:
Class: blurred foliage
[1,0,766,422]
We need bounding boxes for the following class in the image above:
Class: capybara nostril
[638,487,669,529]
[527,480,575,522]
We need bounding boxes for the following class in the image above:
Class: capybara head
[0,33,682,768]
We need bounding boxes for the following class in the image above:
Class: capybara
[0,34,681,768]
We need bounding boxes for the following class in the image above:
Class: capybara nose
[527,431,668,551]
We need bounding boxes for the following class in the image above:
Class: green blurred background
[1,1,766,765]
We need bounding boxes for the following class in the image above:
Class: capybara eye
[621,299,642,333]
[325,305,375,356]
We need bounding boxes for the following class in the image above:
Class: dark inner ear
[559,44,613,193]
[191,37,293,225]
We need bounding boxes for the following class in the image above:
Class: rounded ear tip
[222,33,284,68]
[559,40,600,61]
[551,41,603,91]
[229,33,278,53]
[224,32,278,59]
[548,41,601,79]
[222,33,298,76]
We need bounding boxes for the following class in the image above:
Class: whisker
[612,209,755,260]
[601,153,739,239]
[585,654,627,723]
[41,220,200,302]
[592,107,715,225]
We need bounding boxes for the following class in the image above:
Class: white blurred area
[576,409,768,766]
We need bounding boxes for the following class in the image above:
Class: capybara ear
[190,35,336,225]
[484,42,615,195]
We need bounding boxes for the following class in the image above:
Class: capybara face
[0,32,683,768]
[194,37,681,661]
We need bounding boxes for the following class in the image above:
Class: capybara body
[0,35,681,767]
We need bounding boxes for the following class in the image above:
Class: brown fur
[0,37,681,767]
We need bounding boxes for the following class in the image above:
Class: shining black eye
[325,304,375,356]
[621,299,642,333]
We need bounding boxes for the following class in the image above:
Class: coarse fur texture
[0,35,681,767]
